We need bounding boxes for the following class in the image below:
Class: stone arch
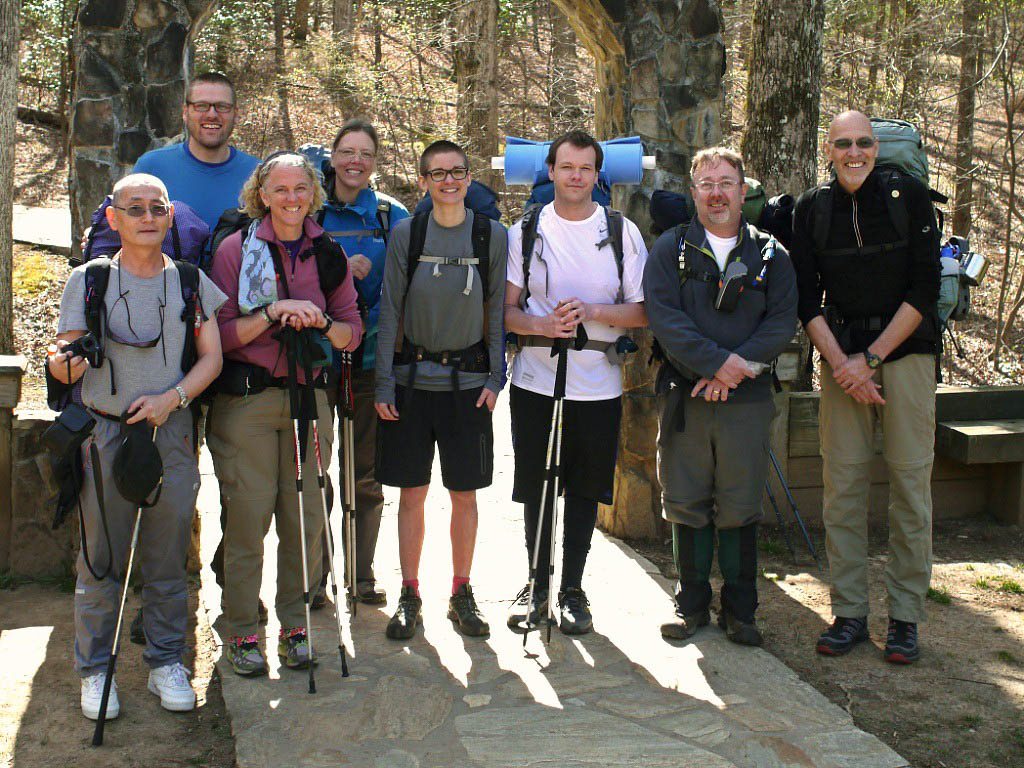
[69,0,219,245]
[68,0,726,540]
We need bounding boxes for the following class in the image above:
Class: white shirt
[506,203,648,400]
[705,231,738,273]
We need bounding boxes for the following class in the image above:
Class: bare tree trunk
[272,0,295,148]
[332,0,353,35]
[741,0,825,196]
[452,0,500,188]
[866,3,887,111]
[953,0,983,236]
[898,0,923,117]
[294,0,312,44]
[549,2,582,132]
[0,0,16,354]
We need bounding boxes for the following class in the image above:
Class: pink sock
[452,576,470,595]
[402,579,420,596]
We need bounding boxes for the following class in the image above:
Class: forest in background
[11,0,1024,384]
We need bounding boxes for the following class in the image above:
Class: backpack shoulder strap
[170,217,183,261]
[519,203,543,308]
[311,234,349,297]
[877,167,910,241]
[83,259,112,341]
[174,260,201,373]
[471,211,491,299]
[603,206,625,303]
[406,211,430,297]
[377,200,392,241]
[810,183,834,254]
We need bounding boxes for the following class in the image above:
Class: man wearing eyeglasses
[644,147,796,647]
[374,140,507,640]
[132,72,260,233]
[48,174,226,719]
[790,111,940,664]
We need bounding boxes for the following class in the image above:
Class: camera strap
[79,439,114,581]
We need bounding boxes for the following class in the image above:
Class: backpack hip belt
[512,334,613,353]
[396,337,489,423]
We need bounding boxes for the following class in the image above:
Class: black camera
[65,332,103,368]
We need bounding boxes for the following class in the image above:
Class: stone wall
[69,0,218,253]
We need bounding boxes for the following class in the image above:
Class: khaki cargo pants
[820,353,935,623]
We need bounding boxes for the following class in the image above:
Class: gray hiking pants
[74,409,199,676]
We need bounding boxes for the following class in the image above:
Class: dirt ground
[632,517,1024,768]
[0,578,235,768]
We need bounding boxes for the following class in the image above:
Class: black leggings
[522,492,598,592]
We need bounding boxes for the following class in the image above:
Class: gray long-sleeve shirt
[643,218,798,403]
[375,210,507,403]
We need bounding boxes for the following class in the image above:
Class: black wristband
[322,315,334,334]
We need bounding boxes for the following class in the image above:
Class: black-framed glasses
[187,101,234,114]
[832,137,876,150]
[424,166,469,182]
[111,204,170,218]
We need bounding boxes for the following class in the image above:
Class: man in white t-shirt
[503,130,648,635]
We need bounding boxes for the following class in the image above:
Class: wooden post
[0,355,26,571]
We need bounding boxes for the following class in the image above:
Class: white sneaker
[81,672,119,720]
[147,662,196,712]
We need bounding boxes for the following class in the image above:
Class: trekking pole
[764,480,797,563]
[312,419,349,677]
[341,351,357,618]
[93,426,156,746]
[282,328,317,694]
[768,448,820,568]
[545,394,565,644]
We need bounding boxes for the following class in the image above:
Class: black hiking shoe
[130,608,145,645]
[311,583,327,610]
[557,587,593,635]
[507,584,548,631]
[356,580,388,605]
[386,586,423,640]
[448,584,490,637]
[660,607,710,641]
[816,616,869,656]
[884,618,920,664]
[718,610,763,646]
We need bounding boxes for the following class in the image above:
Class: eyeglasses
[187,101,234,114]
[335,148,376,162]
[111,204,170,218]
[693,179,739,194]
[832,136,876,150]
[424,167,469,182]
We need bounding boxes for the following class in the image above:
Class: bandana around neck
[238,219,279,314]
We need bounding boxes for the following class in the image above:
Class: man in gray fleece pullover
[643,147,797,647]
[375,140,507,641]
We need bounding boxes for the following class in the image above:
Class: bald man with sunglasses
[790,111,941,664]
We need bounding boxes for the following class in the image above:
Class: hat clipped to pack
[113,414,163,507]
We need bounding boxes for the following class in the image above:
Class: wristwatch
[260,304,274,324]
[174,385,189,410]
[865,351,883,369]
[322,315,334,334]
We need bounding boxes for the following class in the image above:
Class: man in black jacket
[790,111,940,664]
[644,147,797,646]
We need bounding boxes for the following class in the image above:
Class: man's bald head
[111,173,169,207]
[828,111,873,141]
[827,111,878,193]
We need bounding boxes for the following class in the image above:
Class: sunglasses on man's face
[111,204,170,218]
[832,137,876,150]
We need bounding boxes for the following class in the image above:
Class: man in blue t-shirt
[133,72,260,232]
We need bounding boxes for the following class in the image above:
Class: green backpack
[742,177,767,226]
[870,117,930,185]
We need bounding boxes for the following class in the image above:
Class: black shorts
[510,385,622,506]
[375,385,493,491]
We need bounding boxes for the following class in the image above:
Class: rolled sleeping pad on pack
[493,136,656,186]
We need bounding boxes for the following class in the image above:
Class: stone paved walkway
[12,205,71,254]
[196,398,908,768]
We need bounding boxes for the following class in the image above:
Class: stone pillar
[552,0,726,540]
[0,355,26,571]
[68,0,219,256]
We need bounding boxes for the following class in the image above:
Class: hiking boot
[257,599,268,624]
[386,586,423,640]
[278,628,318,669]
[356,580,388,605]
[448,584,490,637]
[884,618,920,664]
[816,616,869,656]
[718,610,763,646]
[130,607,146,645]
[507,584,548,631]
[311,584,327,610]
[557,587,593,635]
[660,607,711,640]
[81,672,119,721]
[147,662,196,712]
[227,635,268,677]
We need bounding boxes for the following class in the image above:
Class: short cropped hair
[239,152,324,219]
[112,173,169,206]
[546,130,604,169]
[419,140,469,177]
[332,118,379,153]
[187,72,237,104]
[690,147,745,182]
